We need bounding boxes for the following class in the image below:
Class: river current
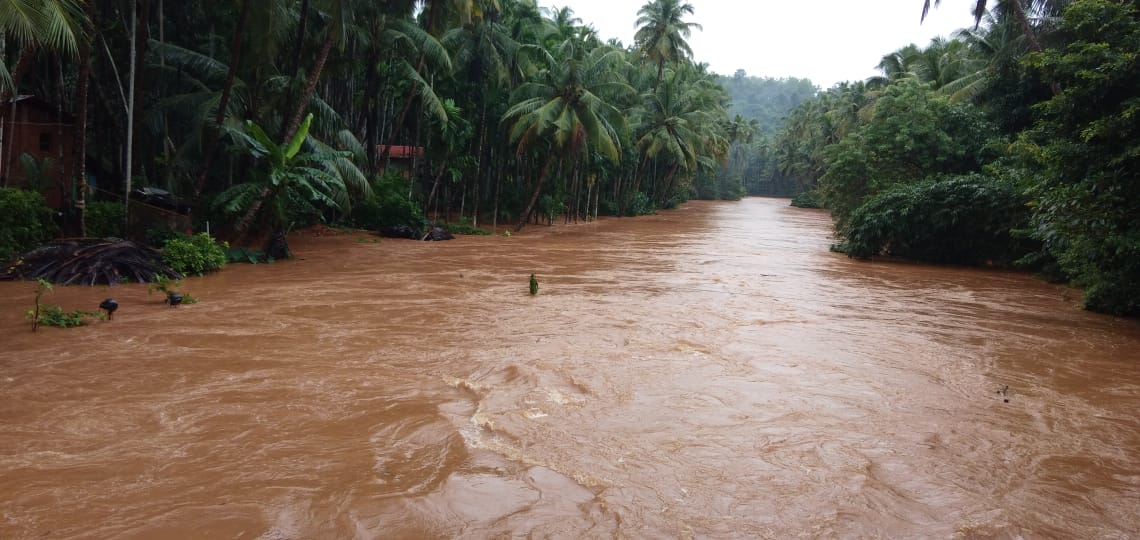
[2,198,1139,538]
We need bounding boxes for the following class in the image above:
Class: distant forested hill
[717,72,819,135]
[693,72,818,200]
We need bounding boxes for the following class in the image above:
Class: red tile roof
[377,145,424,159]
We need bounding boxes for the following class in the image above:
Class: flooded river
[2,198,1139,539]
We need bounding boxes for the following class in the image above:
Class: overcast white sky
[536,0,981,88]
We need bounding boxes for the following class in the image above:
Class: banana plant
[216,113,350,255]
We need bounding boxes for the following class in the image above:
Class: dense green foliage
[818,79,998,225]
[789,190,821,209]
[841,175,1033,265]
[162,233,227,276]
[0,188,57,262]
[351,173,427,230]
[767,0,1140,315]
[1017,0,1140,315]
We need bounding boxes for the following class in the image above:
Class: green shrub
[790,190,821,209]
[840,174,1034,266]
[163,233,227,275]
[351,173,425,229]
[85,201,126,238]
[0,188,56,262]
[628,192,655,216]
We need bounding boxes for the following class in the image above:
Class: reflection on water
[2,198,1139,538]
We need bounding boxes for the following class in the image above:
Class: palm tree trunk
[1009,0,1043,53]
[74,0,97,237]
[282,30,334,143]
[660,162,680,206]
[425,160,447,211]
[1008,0,1061,94]
[517,152,556,231]
[195,0,252,197]
[290,0,312,75]
[124,2,140,232]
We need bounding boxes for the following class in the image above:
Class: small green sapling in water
[26,279,104,330]
[28,278,51,331]
[529,274,538,296]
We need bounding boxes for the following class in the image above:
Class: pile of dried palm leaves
[1,238,182,286]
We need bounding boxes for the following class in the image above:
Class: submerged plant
[147,275,199,305]
[529,274,539,296]
[28,279,51,332]
[26,279,104,330]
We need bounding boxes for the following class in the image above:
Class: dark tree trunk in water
[264,228,292,260]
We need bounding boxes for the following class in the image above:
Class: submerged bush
[840,174,1033,266]
[0,188,57,262]
[163,233,227,275]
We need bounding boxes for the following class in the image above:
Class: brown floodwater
[2,198,1139,539]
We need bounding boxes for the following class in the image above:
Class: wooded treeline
[764,0,1139,316]
[2,0,751,246]
[709,73,819,198]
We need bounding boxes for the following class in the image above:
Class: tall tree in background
[633,0,701,86]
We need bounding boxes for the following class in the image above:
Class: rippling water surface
[2,198,1139,539]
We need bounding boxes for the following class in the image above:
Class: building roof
[377,145,424,159]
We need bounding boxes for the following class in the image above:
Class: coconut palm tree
[502,39,632,229]
[631,69,705,204]
[921,0,1067,54]
[633,0,701,86]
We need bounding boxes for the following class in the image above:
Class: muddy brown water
[2,198,1139,539]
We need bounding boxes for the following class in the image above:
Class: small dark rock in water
[378,225,422,239]
[167,293,184,307]
[998,384,1010,403]
[422,226,453,241]
[99,299,119,320]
